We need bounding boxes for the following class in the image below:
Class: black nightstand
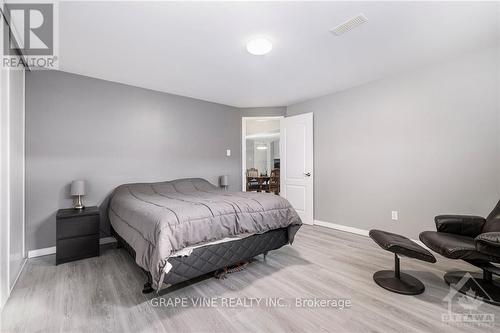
[56,206,100,265]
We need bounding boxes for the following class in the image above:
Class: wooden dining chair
[268,168,280,195]
[246,168,260,192]
[247,168,258,177]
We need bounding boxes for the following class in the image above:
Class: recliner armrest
[435,215,485,237]
[475,232,500,258]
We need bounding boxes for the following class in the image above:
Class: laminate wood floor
[2,225,500,332]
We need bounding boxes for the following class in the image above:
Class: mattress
[109,178,302,290]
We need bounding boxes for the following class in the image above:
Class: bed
[108,178,302,292]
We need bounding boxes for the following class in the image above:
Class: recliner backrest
[482,200,500,233]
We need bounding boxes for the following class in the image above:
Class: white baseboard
[314,220,369,237]
[313,220,431,251]
[28,246,56,258]
[99,237,117,245]
[27,237,117,258]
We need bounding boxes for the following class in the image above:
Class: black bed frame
[112,227,292,293]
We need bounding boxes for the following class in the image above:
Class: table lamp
[70,180,86,210]
[219,175,229,190]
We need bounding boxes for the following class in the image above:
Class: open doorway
[242,117,282,194]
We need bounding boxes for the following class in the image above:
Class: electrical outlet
[226,149,231,157]
[391,211,399,221]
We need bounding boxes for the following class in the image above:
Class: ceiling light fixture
[246,38,273,55]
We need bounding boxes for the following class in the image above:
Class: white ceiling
[58,1,499,107]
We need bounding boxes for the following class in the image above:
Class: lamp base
[74,195,85,210]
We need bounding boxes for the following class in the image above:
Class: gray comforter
[109,178,302,289]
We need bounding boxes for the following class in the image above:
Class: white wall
[287,47,500,239]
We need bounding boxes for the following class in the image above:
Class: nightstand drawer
[56,234,99,264]
[57,215,99,240]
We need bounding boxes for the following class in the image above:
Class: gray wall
[287,47,500,239]
[26,71,241,251]
[239,107,286,117]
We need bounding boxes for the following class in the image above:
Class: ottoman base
[369,229,436,296]
[373,270,425,295]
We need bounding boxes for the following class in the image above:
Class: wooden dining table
[247,176,270,192]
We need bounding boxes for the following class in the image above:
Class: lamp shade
[70,180,86,196]
[219,175,229,187]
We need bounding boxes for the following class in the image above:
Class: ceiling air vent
[330,14,368,36]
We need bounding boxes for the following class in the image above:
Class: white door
[280,113,313,225]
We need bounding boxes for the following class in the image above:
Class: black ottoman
[369,229,436,295]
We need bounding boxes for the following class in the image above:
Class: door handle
[304,172,311,177]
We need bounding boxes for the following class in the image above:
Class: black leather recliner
[420,200,500,306]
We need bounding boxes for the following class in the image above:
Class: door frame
[0,48,10,311]
[241,116,284,192]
